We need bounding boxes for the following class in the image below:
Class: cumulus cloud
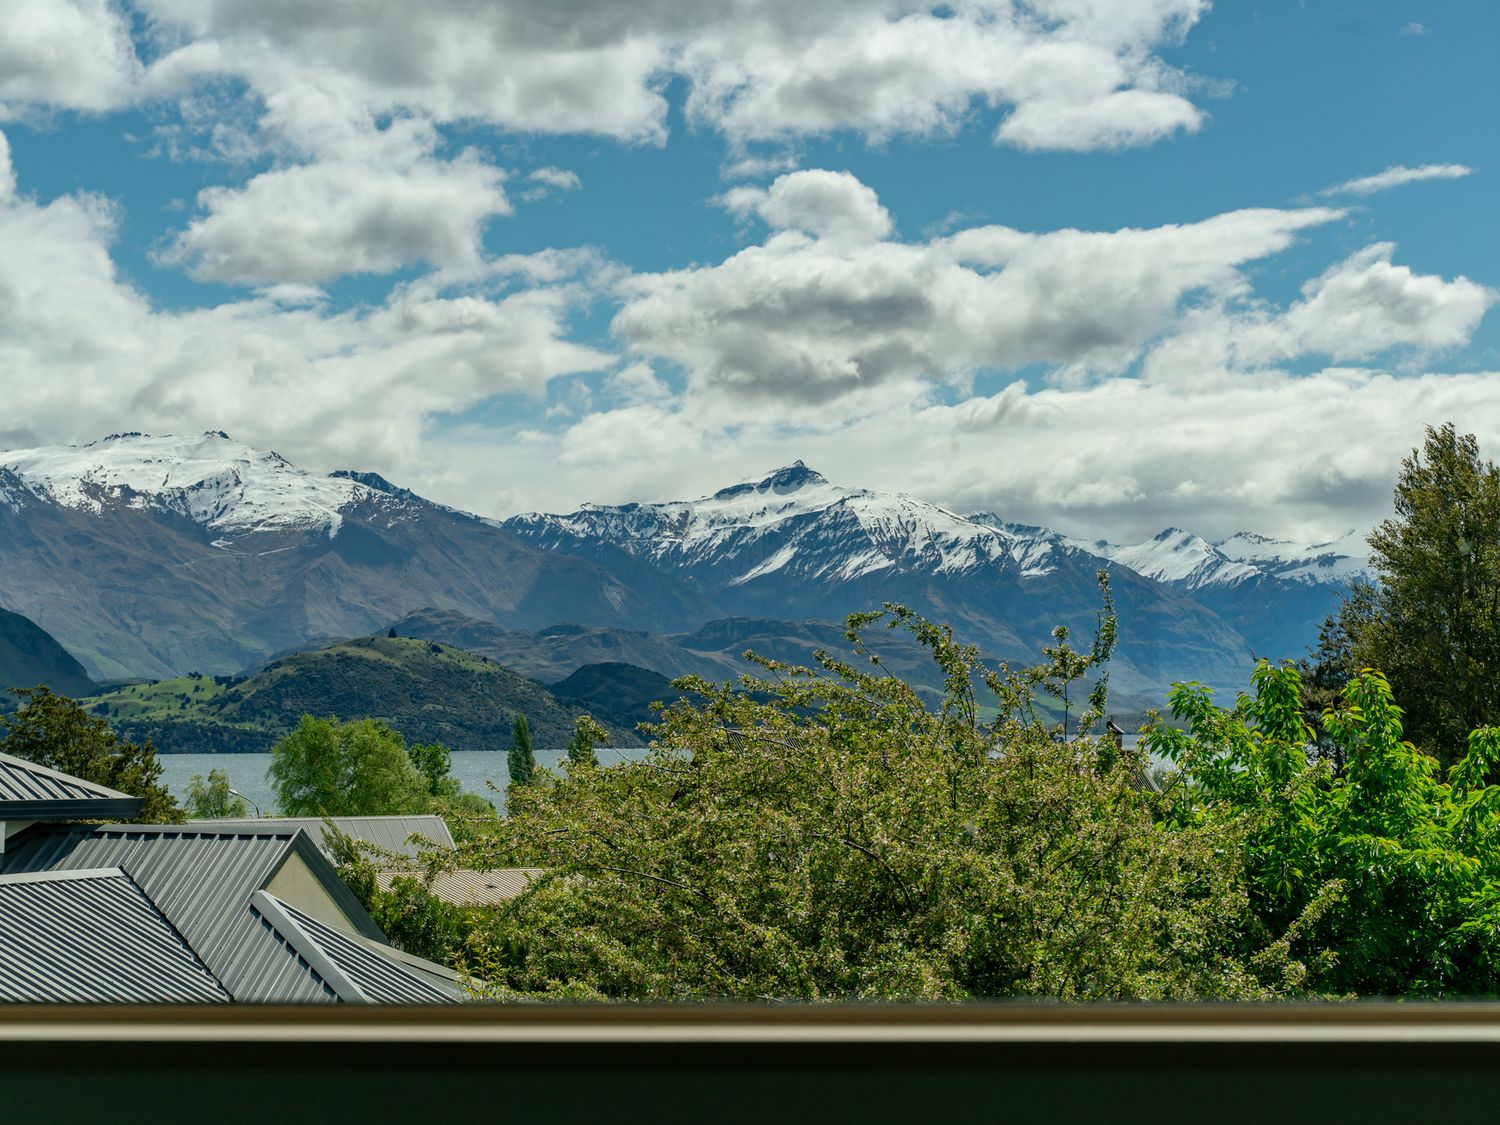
[135,1,1214,152]
[511,365,1500,543]
[1145,244,1496,381]
[0,170,607,485]
[158,116,511,284]
[617,171,1344,404]
[0,0,140,116]
[721,169,893,243]
[1322,163,1473,197]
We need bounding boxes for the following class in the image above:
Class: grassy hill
[85,635,634,753]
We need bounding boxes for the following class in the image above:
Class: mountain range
[0,433,1369,708]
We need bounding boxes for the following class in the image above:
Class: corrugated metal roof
[0,824,367,1002]
[250,892,457,1004]
[0,867,230,1003]
[193,816,456,859]
[376,867,544,906]
[0,751,143,820]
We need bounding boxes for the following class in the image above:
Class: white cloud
[1401,22,1427,36]
[136,1,1215,152]
[1144,244,1496,381]
[157,115,511,285]
[0,0,140,117]
[721,169,893,244]
[1322,163,1473,197]
[513,365,1500,544]
[618,171,1344,404]
[0,170,607,487]
[0,130,14,199]
[529,167,581,192]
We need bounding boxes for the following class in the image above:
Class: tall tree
[267,715,432,816]
[184,768,250,819]
[508,714,535,788]
[1344,424,1500,765]
[0,686,182,822]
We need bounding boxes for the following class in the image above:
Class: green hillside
[85,635,632,753]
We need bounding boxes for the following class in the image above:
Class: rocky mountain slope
[0,432,715,679]
[503,464,1264,702]
[0,606,96,702]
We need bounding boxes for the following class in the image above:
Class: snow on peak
[1067,527,1260,589]
[517,467,1070,582]
[1216,529,1371,585]
[0,431,369,536]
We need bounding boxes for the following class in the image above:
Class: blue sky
[0,1,1495,542]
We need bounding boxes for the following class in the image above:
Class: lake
[157,748,647,816]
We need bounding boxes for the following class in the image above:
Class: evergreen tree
[1311,424,1500,765]
[508,714,535,787]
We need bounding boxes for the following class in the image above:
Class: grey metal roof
[1,824,384,1003]
[249,892,458,1004]
[192,815,456,860]
[377,867,543,906]
[0,867,230,1003]
[0,750,143,820]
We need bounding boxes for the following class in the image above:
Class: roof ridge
[0,750,135,800]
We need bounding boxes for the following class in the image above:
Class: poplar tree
[508,714,535,787]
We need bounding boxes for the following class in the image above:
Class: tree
[457,594,1276,1002]
[1147,661,1500,996]
[508,714,535,788]
[1348,424,1500,765]
[0,686,182,822]
[267,715,432,816]
[566,715,607,768]
[407,740,461,800]
[184,768,249,818]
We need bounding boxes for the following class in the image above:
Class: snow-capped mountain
[1022,524,1372,662]
[0,437,1370,699]
[0,431,422,539]
[509,462,1064,587]
[0,432,714,679]
[1216,529,1371,586]
[506,464,1262,702]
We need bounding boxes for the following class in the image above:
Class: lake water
[158,748,646,816]
[160,737,1148,816]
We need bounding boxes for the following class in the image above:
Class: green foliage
[457,586,1273,1002]
[267,715,433,816]
[566,715,607,768]
[326,828,475,964]
[1314,424,1500,767]
[508,714,535,788]
[407,740,461,800]
[83,635,627,756]
[0,686,182,822]
[184,768,249,818]
[1148,662,1500,996]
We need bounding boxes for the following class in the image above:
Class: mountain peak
[712,461,830,501]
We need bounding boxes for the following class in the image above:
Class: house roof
[193,815,456,860]
[377,867,544,907]
[0,867,230,1004]
[0,750,144,821]
[1,823,399,1003]
[249,892,459,1004]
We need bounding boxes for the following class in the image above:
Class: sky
[0,0,1495,543]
